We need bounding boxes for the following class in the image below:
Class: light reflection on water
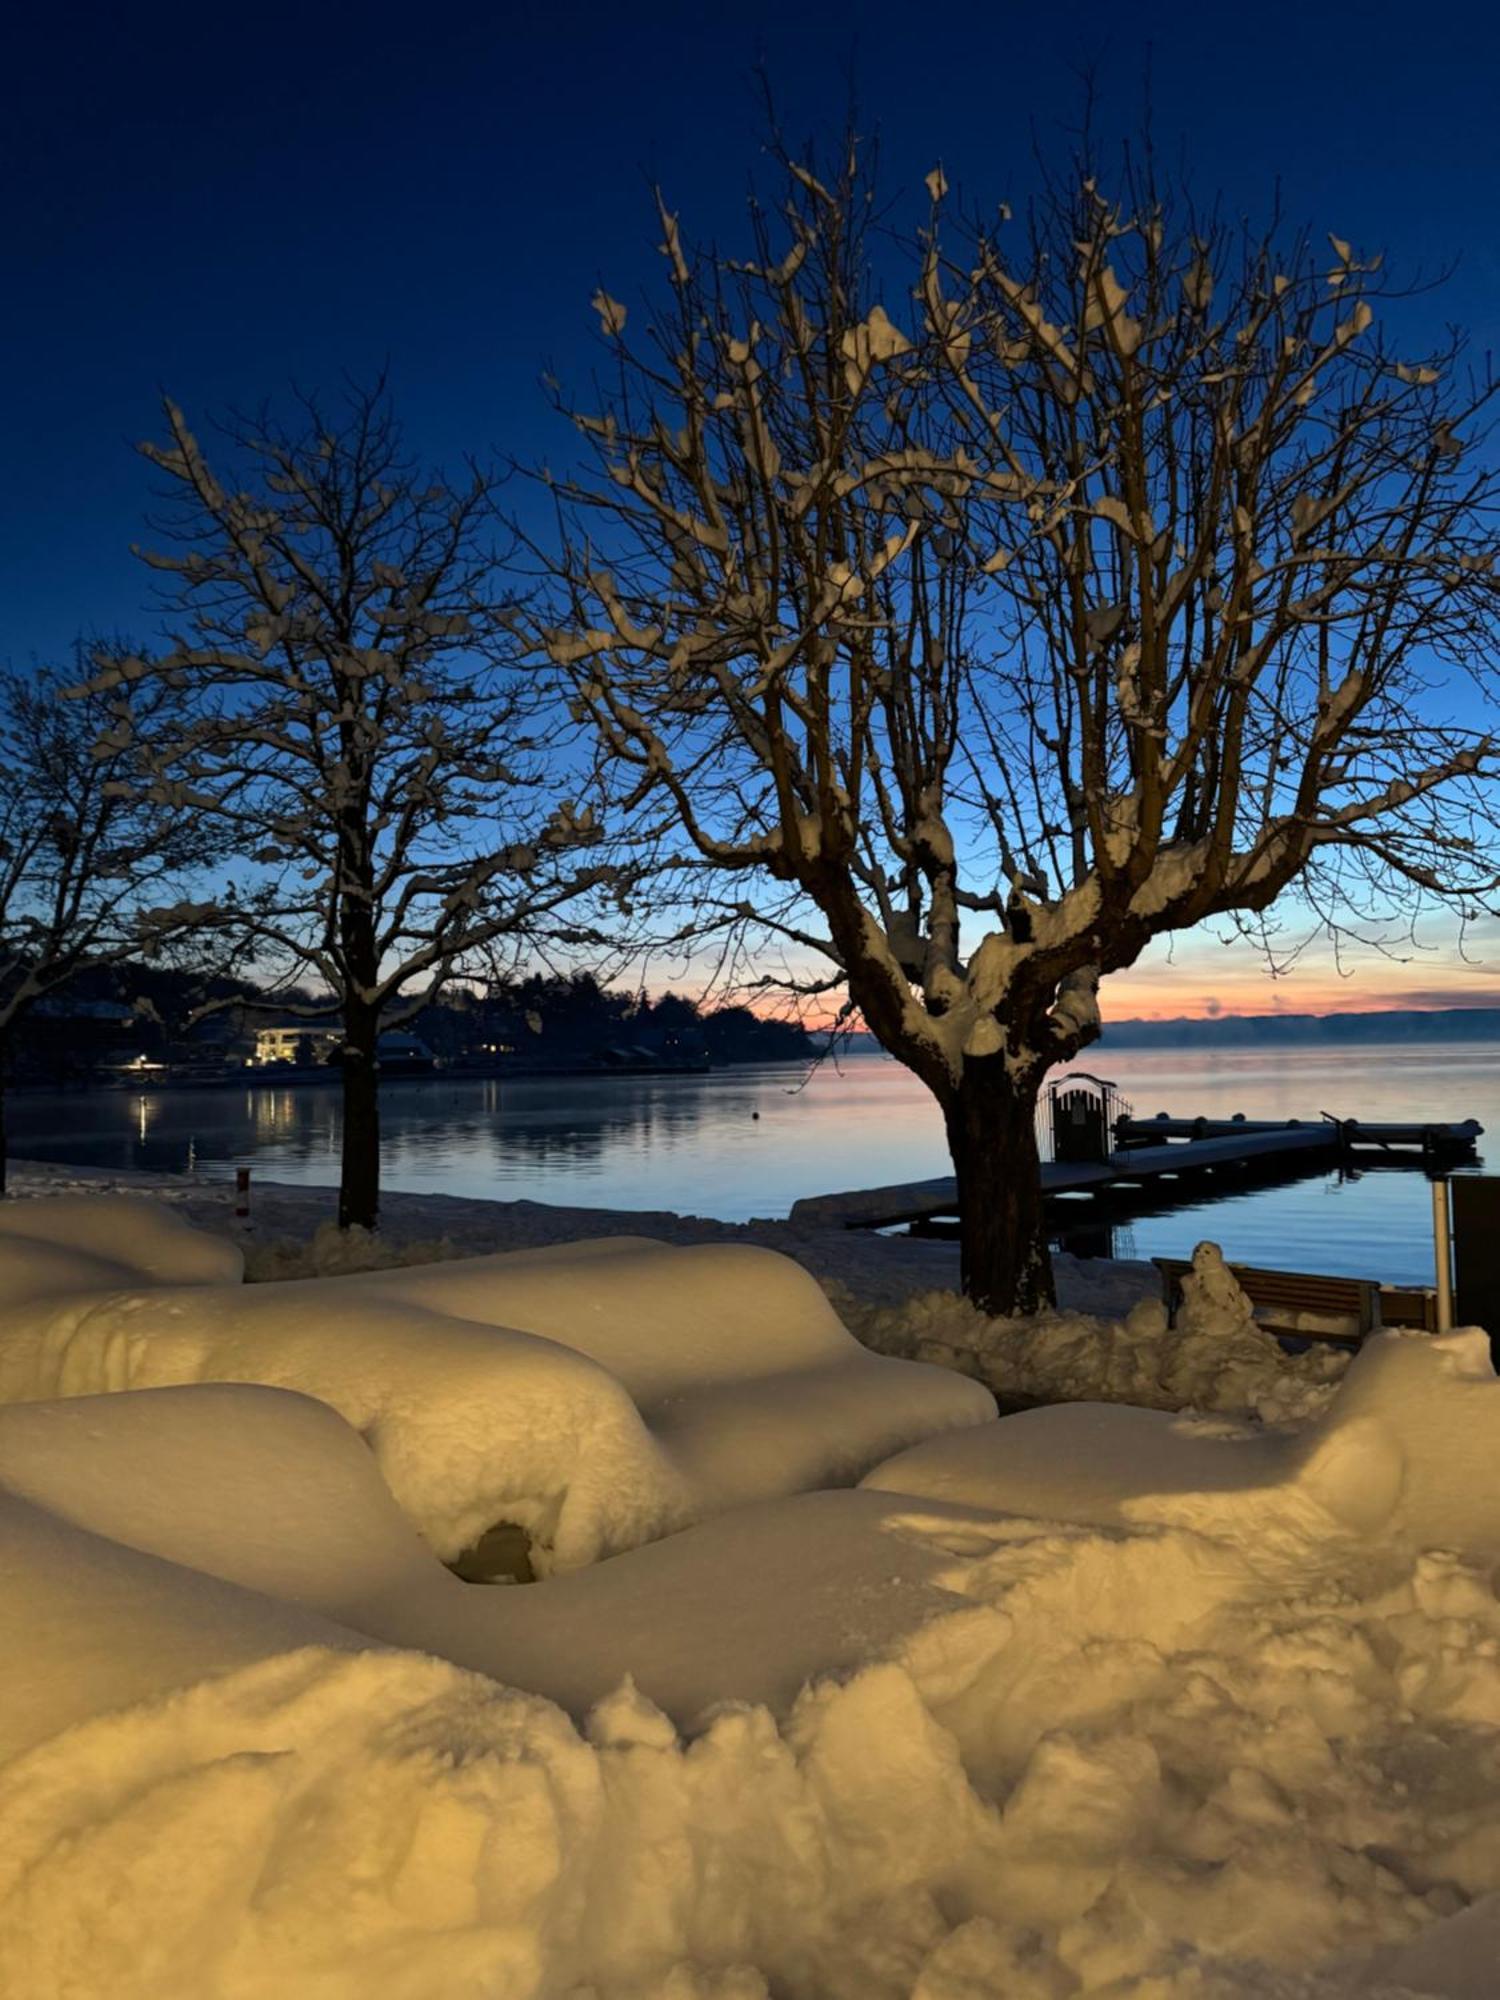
[8,1042,1499,1288]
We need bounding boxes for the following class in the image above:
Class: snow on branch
[131,380,639,1068]
[531,140,1500,1119]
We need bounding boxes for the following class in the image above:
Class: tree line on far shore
[5,119,1500,1312]
[9,966,811,1086]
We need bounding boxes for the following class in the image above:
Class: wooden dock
[789,1115,1483,1233]
[1118,1115,1483,1154]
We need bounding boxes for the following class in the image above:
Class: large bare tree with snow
[122,385,617,1230]
[0,655,208,1191]
[538,142,1500,1315]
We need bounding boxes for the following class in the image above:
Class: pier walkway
[789,1116,1483,1233]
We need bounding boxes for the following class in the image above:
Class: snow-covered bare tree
[538,143,1500,1314]
[0,654,208,1192]
[122,385,616,1231]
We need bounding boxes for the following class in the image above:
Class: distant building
[98,1049,168,1079]
[251,1022,342,1066]
[249,1023,435,1071]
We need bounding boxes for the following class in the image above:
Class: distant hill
[1099,1008,1500,1048]
[819,1010,1500,1055]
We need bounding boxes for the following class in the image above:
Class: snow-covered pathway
[3,1155,1136,1308]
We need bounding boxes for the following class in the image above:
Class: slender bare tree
[0,654,208,1191]
[536,140,1500,1314]
[121,384,617,1230]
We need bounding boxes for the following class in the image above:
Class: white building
[251,1023,342,1066]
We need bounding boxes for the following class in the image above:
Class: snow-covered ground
[1,1163,1496,1998]
[0,1193,991,1570]
[6,1155,1130,1305]
[5,1158,1335,1423]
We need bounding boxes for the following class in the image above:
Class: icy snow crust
[0,1198,992,1568]
[6,1184,1500,1995]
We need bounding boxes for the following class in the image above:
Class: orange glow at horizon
[719,915,1500,1029]
[676,912,1500,1024]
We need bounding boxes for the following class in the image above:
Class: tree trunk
[943,1056,1053,1318]
[0,1052,9,1200]
[339,1006,380,1231]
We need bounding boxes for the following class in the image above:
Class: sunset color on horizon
[1104,916,1500,1019]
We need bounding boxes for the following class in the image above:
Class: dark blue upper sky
[6,0,1499,1015]
[5,0,1498,666]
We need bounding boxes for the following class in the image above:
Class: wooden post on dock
[1432,1179,1454,1334]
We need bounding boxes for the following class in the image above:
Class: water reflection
[5,1068,808,1222]
[7,1043,1498,1288]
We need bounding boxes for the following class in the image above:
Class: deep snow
[0,1196,992,1568]
[1,1166,1496,1998]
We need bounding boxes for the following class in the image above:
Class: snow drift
[10,1321,1500,1994]
[0,1197,993,1567]
[864,1325,1500,1567]
[10,1197,1500,1995]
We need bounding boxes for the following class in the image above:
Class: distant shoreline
[827,1007,1500,1054]
[1097,1007,1500,1048]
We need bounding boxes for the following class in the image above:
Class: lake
[9,1042,1499,1288]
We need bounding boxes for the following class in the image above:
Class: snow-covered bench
[1154,1254,1380,1344]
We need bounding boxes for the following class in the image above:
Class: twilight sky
[5,0,1498,1018]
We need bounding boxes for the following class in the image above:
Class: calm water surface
[10,1043,1499,1287]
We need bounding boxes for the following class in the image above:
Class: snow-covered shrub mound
[833,1240,1349,1425]
[1,1267,686,1569]
[0,1201,993,1568]
[0,1383,1001,1738]
[864,1325,1500,1569]
[241,1220,462,1281]
[0,1385,457,1651]
[314,1235,994,1502]
[0,1474,376,1765]
[0,1192,243,1302]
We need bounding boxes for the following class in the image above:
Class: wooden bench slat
[1377,1289,1440,1331]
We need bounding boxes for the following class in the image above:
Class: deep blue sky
[5,0,1499,1016]
[6,0,1498,667]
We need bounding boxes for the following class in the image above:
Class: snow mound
[0,1200,993,1569]
[2,1262,687,1569]
[836,1241,1349,1425]
[10,1195,1500,1993]
[0,1478,377,1765]
[0,1381,998,1732]
[6,1466,1500,1996]
[864,1325,1500,1568]
[10,1355,1500,1993]
[0,1642,1019,2000]
[0,1192,243,1302]
[320,1235,996,1503]
[0,1385,447,1635]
